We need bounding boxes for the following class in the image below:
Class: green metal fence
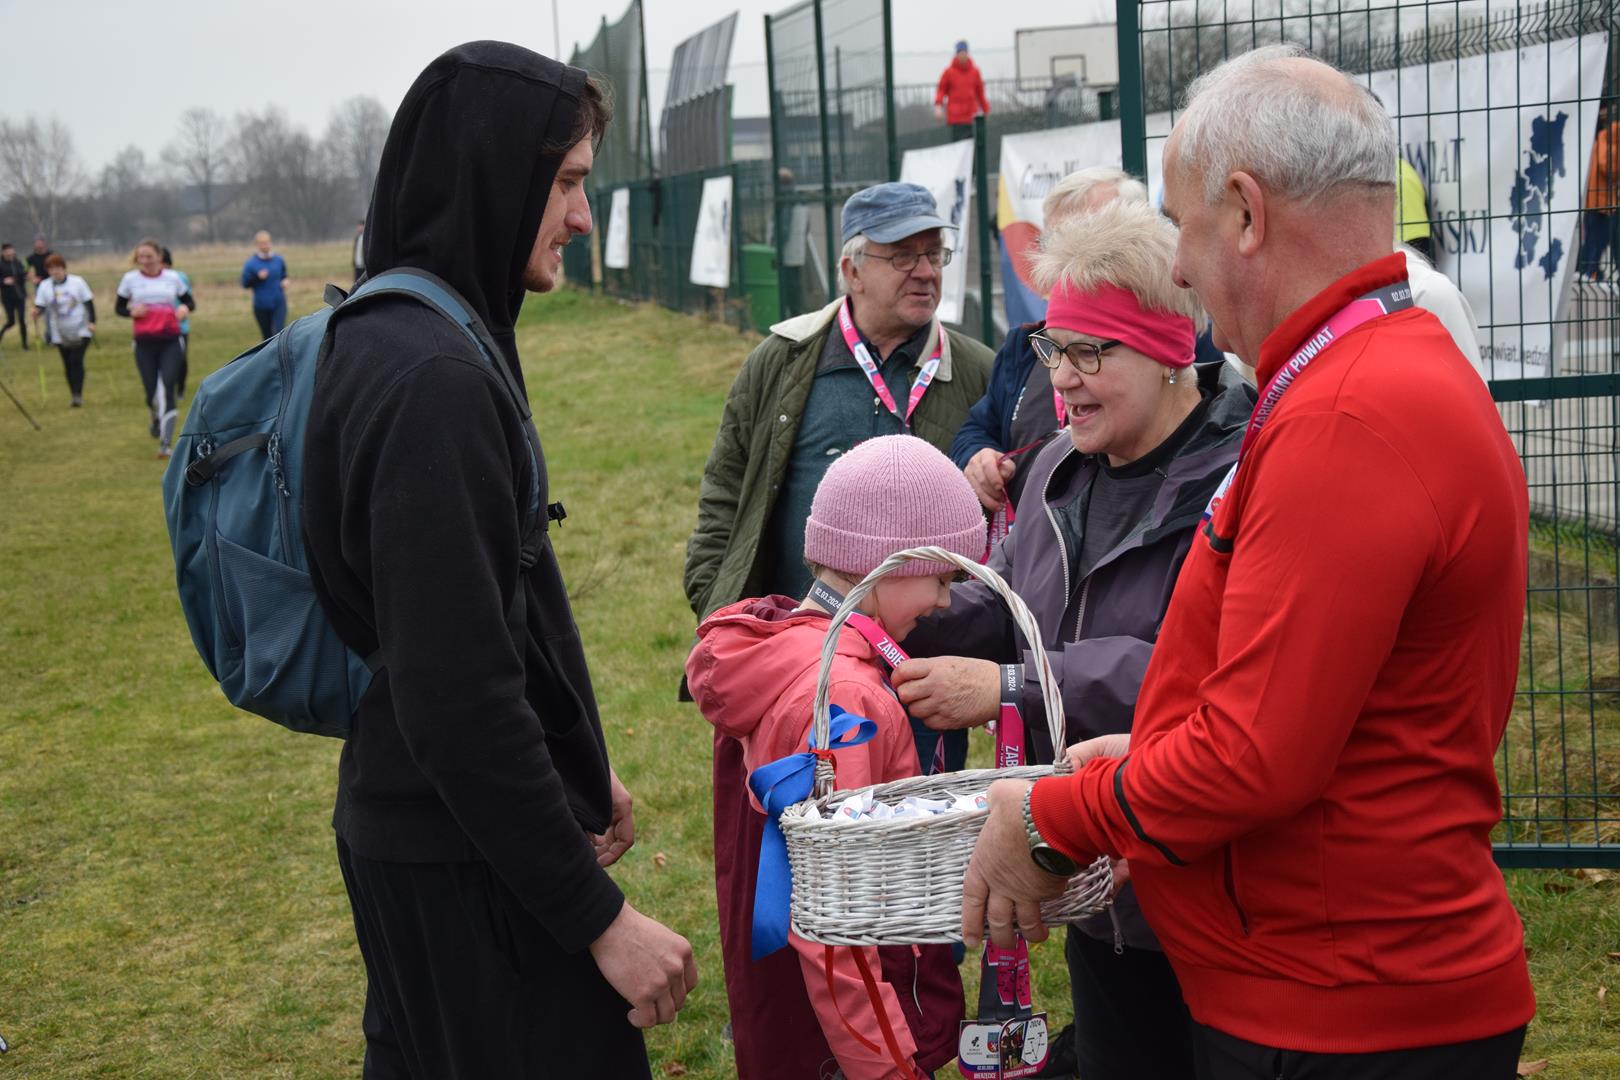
[564,161,778,332]
[569,0,655,188]
[576,0,1102,339]
[1116,0,1620,868]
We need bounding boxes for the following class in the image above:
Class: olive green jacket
[684,298,994,619]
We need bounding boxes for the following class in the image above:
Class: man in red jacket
[959,43,1535,1079]
[935,41,990,139]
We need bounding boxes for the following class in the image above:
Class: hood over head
[365,41,590,377]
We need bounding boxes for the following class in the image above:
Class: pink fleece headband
[1045,280,1196,369]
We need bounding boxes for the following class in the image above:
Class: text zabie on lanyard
[837,297,946,429]
[1202,280,1414,526]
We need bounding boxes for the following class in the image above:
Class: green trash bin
[740,244,780,332]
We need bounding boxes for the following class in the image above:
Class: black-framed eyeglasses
[1030,332,1121,375]
[861,247,953,273]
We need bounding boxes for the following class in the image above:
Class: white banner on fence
[604,187,631,270]
[999,120,1125,233]
[900,139,975,324]
[997,33,1610,380]
[1369,32,1608,380]
[690,175,734,289]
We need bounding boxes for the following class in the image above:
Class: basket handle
[810,546,1065,798]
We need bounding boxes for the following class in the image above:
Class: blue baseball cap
[840,182,954,245]
[955,40,969,52]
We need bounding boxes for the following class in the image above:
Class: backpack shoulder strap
[319,268,551,563]
[326,268,531,420]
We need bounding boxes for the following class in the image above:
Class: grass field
[1,241,1617,1078]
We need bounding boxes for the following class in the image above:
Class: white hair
[837,233,866,293]
[1042,166,1149,225]
[1033,200,1204,327]
[1175,43,1396,205]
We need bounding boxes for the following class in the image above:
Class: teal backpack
[162,269,546,738]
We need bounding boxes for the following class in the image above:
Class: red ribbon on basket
[825,946,925,1079]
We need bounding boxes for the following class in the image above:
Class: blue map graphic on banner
[1509,110,1569,279]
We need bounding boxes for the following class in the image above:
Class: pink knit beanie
[804,435,986,578]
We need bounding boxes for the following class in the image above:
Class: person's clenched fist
[588,903,699,1028]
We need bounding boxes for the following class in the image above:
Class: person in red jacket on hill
[935,41,990,139]
[958,43,1535,1080]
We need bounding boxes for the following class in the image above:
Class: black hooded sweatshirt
[302,42,622,953]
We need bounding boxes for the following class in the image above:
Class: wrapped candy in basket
[774,546,1113,947]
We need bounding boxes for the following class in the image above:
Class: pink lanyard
[806,579,948,775]
[983,433,1053,554]
[1243,282,1413,459]
[1206,281,1413,522]
[837,297,945,429]
[807,580,911,670]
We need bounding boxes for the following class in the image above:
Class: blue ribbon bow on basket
[746,704,877,959]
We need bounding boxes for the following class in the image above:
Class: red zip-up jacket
[935,56,989,125]
[1031,253,1535,1053]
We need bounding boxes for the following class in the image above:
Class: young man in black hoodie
[303,42,697,1078]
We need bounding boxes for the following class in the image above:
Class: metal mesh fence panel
[570,0,651,189]
[589,162,775,331]
[661,13,738,174]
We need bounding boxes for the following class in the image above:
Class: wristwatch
[1023,786,1079,877]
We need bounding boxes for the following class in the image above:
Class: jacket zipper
[272,331,295,564]
[1107,902,1125,955]
[1073,577,1092,643]
[1041,446,1077,615]
[1223,845,1251,937]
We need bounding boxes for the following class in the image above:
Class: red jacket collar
[1255,252,1409,385]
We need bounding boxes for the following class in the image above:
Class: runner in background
[240,230,289,339]
[0,242,29,351]
[116,238,194,458]
[33,253,96,406]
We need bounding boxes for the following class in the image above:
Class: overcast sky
[0,0,1113,174]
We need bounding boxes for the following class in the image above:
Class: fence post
[637,0,655,175]
[1114,0,1146,180]
[764,13,787,323]
[974,114,995,347]
[883,0,899,180]
[812,0,838,298]
[835,46,847,178]
[731,163,744,331]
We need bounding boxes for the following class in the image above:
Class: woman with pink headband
[896,199,1258,1079]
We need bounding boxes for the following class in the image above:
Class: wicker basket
[780,546,1113,946]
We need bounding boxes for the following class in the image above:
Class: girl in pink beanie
[686,435,985,1080]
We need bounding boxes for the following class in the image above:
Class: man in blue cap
[685,180,993,619]
[684,180,993,1052]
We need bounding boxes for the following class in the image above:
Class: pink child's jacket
[688,595,964,1080]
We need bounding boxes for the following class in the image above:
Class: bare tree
[235,108,345,240]
[324,96,391,220]
[163,107,234,243]
[0,116,82,241]
[97,145,181,248]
